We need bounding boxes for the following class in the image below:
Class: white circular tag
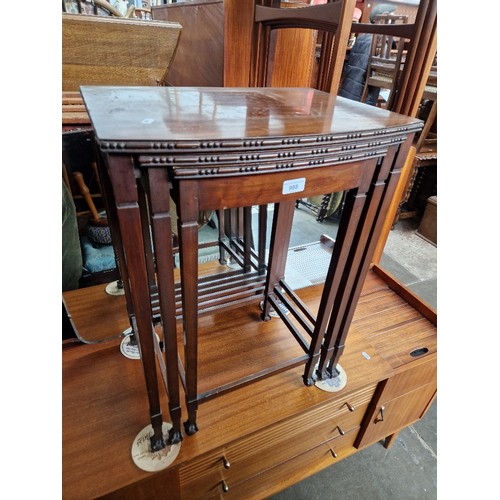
[120,329,160,360]
[315,363,347,392]
[105,280,125,296]
[131,422,181,472]
[260,300,290,318]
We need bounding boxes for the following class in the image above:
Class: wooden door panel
[356,382,436,449]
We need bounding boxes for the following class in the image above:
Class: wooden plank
[62,13,181,91]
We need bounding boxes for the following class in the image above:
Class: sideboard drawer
[180,384,376,499]
[223,401,368,486]
[222,430,359,499]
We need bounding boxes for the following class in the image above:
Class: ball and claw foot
[326,365,340,379]
[303,374,316,386]
[150,435,167,453]
[260,312,271,322]
[168,428,183,445]
[184,420,199,436]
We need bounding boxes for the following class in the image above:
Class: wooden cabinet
[354,266,437,450]
[152,0,225,87]
[63,266,436,499]
[356,357,436,449]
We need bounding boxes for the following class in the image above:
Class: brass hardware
[344,401,355,412]
[336,426,345,436]
[330,447,338,458]
[222,456,231,469]
[375,405,385,423]
[221,480,229,493]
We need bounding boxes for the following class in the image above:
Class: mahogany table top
[80,86,422,146]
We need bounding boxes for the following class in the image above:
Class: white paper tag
[283,178,306,195]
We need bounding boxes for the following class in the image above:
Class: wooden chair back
[63,0,135,17]
[62,12,182,91]
[360,13,408,108]
[370,14,408,67]
[251,0,356,94]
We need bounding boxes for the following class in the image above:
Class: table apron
[172,160,374,212]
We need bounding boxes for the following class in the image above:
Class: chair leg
[360,82,369,103]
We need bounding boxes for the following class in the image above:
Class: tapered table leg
[320,141,411,376]
[261,200,295,321]
[258,204,268,274]
[147,167,183,444]
[107,155,165,452]
[302,187,369,386]
[319,143,411,379]
[176,181,201,435]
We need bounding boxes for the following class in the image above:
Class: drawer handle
[336,426,345,436]
[410,347,429,358]
[344,401,355,412]
[329,446,338,459]
[375,406,385,423]
[222,455,231,469]
[221,480,229,493]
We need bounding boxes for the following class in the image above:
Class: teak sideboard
[62,264,436,499]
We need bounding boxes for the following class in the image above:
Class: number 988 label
[282,178,306,195]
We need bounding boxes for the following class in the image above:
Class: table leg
[318,180,385,379]
[147,168,183,444]
[107,155,165,451]
[217,209,228,265]
[137,177,157,290]
[96,150,135,322]
[257,204,268,274]
[319,143,411,379]
[176,181,200,435]
[261,201,295,321]
[302,188,368,385]
[243,206,252,273]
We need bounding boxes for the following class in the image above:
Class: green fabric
[62,181,83,291]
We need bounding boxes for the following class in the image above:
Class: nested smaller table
[81,86,421,453]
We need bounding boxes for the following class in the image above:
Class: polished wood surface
[223,0,256,87]
[63,283,129,343]
[62,267,436,499]
[152,0,224,86]
[81,86,421,142]
[62,13,181,91]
